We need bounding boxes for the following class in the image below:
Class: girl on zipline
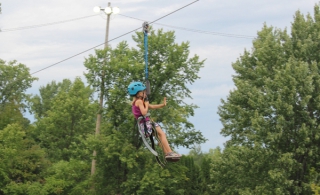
[128,81,181,159]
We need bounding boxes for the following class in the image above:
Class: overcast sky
[0,0,318,154]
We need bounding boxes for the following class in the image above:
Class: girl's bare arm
[137,99,149,116]
[148,97,166,109]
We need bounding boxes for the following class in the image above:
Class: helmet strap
[136,93,143,100]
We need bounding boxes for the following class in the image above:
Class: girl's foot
[165,152,181,159]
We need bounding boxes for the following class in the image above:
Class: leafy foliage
[29,79,73,119]
[0,59,36,130]
[0,59,37,109]
[217,4,320,194]
[0,101,28,130]
[0,124,48,195]
[33,78,96,162]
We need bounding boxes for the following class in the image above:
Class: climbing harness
[137,114,167,167]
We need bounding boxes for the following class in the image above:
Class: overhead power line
[31,0,199,75]
[0,14,98,32]
[0,6,256,39]
[119,14,256,39]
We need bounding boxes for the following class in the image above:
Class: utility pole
[91,2,120,176]
[104,2,111,49]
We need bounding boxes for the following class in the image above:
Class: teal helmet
[127,81,146,96]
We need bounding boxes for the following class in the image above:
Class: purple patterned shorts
[139,120,159,137]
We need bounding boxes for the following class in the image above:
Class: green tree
[218,4,320,194]
[0,124,48,195]
[0,59,37,108]
[0,59,36,130]
[29,79,72,119]
[40,159,91,195]
[211,146,297,195]
[178,156,201,195]
[84,28,206,194]
[0,101,28,130]
[35,78,96,161]
[188,145,205,167]
[199,156,212,195]
[185,147,220,195]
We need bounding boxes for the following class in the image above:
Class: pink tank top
[132,100,150,122]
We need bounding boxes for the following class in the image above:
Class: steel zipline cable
[31,0,200,75]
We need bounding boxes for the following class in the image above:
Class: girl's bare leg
[155,126,172,154]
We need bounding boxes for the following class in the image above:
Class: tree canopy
[216,4,320,194]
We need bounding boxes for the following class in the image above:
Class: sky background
[1,0,319,154]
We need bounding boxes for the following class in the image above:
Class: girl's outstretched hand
[163,97,167,106]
